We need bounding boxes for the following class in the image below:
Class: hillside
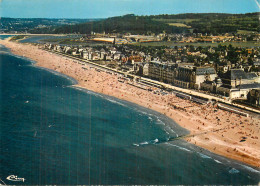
[4,13,260,35]
[49,14,182,34]
[0,17,103,33]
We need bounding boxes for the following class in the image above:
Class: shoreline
[1,39,260,168]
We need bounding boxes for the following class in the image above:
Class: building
[200,77,223,93]
[174,66,217,89]
[113,52,122,60]
[143,63,149,76]
[221,69,259,88]
[228,84,260,100]
[148,61,176,83]
[247,89,260,106]
[82,50,88,59]
[173,65,193,88]
[192,67,217,89]
[213,69,260,99]
[128,55,143,64]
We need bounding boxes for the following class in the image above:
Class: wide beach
[1,38,260,168]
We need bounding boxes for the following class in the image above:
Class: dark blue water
[0,45,259,185]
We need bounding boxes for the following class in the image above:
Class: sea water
[0,45,259,185]
[0,35,15,40]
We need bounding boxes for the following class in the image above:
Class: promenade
[43,47,260,116]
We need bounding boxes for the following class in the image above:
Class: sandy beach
[1,39,260,168]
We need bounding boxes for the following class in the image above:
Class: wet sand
[1,39,259,168]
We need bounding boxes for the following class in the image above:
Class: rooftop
[196,67,216,75]
[227,69,258,80]
[238,83,260,90]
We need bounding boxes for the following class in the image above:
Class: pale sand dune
[1,39,259,168]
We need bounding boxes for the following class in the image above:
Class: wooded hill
[29,12,260,34]
[0,18,102,33]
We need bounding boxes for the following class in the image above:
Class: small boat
[6,175,25,182]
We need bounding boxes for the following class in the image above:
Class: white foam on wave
[164,129,170,135]
[148,116,153,122]
[69,87,105,99]
[86,90,104,98]
[229,168,240,174]
[139,110,153,117]
[105,98,127,107]
[197,152,211,159]
[151,138,159,144]
[156,118,165,126]
[164,126,178,136]
[134,138,159,146]
[165,142,191,152]
[0,51,9,54]
[214,159,222,164]
[140,141,149,145]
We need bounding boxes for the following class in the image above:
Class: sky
[0,0,259,19]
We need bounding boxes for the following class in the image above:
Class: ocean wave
[165,142,191,152]
[156,118,165,126]
[0,51,9,54]
[86,90,104,98]
[151,138,159,144]
[214,159,222,164]
[73,88,104,99]
[148,116,153,122]
[139,141,149,145]
[139,110,153,117]
[133,138,159,147]
[197,152,211,159]
[164,129,170,135]
[105,98,127,107]
[71,88,130,109]
[229,168,240,174]
[164,126,178,136]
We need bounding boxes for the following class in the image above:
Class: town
[41,34,260,109]
[83,32,258,44]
